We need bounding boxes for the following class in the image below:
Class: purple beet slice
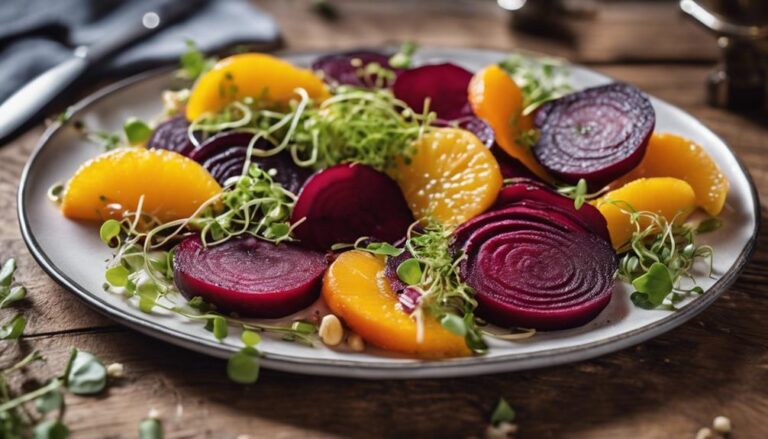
[311,50,401,88]
[189,132,314,192]
[174,235,327,318]
[147,116,197,157]
[493,182,610,242]
[452,205,617,330]
[393,63,474,120]
[291,164,414,250]
[384,249,412,293]
[435,116,495,148]
[492,147,543,182]
[532,82,655,188]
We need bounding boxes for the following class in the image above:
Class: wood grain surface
[1,1,766,437]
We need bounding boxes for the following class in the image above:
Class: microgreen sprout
[123,117,153,145]
[389,41,418,69]
[0,258,26,309]
[499,54,571,115]
[397,223,487,353]
[177,40,217,82]
[607,201,716,310]
[189,85,434,172]
[557,179,608,209]
[0,348,108,437]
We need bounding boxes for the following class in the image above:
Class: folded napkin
[0,0,281,104]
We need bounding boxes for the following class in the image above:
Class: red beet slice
[393,63,474,120]
[453,205,617,330]
[291,164,414,250]
[147,116,197,157]
[173,235,327,318]
[189,132,314,192]
[533,82,655,188]
[493,182,610,242]
[311,50,402,88]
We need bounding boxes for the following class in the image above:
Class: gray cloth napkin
[0,0,281,103]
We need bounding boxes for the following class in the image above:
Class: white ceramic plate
[18,48,759,379]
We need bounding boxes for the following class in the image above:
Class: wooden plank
[254,0,719,63]
[3,281,768,439]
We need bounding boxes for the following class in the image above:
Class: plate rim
[17,48,762,379]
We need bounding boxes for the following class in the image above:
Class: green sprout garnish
[397,223,487,354]
[389,41,418,69]
[123,117,153,145]
[190,86,433,172]
[608,201,717,310]
[99,165,316,354]
[556,178,607,209]
[177,40,217,82]
[499,54,571,115]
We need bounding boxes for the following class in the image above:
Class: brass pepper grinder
[680,0,768,110]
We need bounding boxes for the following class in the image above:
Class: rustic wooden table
[2,1,767,437]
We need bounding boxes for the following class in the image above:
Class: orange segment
[594,177,696,248]
[390,128,502,226]
[611,132,729,216]
[186,53,331,121]
[61,148,222,222]
[468,64,552,182]
[322,250,469,358]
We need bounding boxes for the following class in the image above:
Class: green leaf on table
[0,286,26,308]
[490,397,516,426]
[396,258,422,285]
[64,349,106,395]
[35,389,63,414]
[138,417,164,439]
[0,258,16,287]
[631,262,674,306]
[34,419,69,439]
[227,348,260,384]
[123,118,152,145]
[0,314,26,340]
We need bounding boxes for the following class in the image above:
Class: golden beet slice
[61,148,222,222]
[611,132,729,216]
[322,250,469,358]
[390,128,502,226]
[186,53,330,121]
[468,64,552,182]
[594,177,696,248]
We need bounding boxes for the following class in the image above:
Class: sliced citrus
[468,64,552,182]
[611,132,729,216]
[322,250,470,358]
[593,177,696,248]
[390,128,502,226]
[61,148,222,222]
[185,53,331,121]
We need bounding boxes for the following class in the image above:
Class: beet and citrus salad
[52,44,729,363]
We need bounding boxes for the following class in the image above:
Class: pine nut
[347,332,365,352]
[319,314,344,346]
[713,416,732,434]
[695,427,713,439]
